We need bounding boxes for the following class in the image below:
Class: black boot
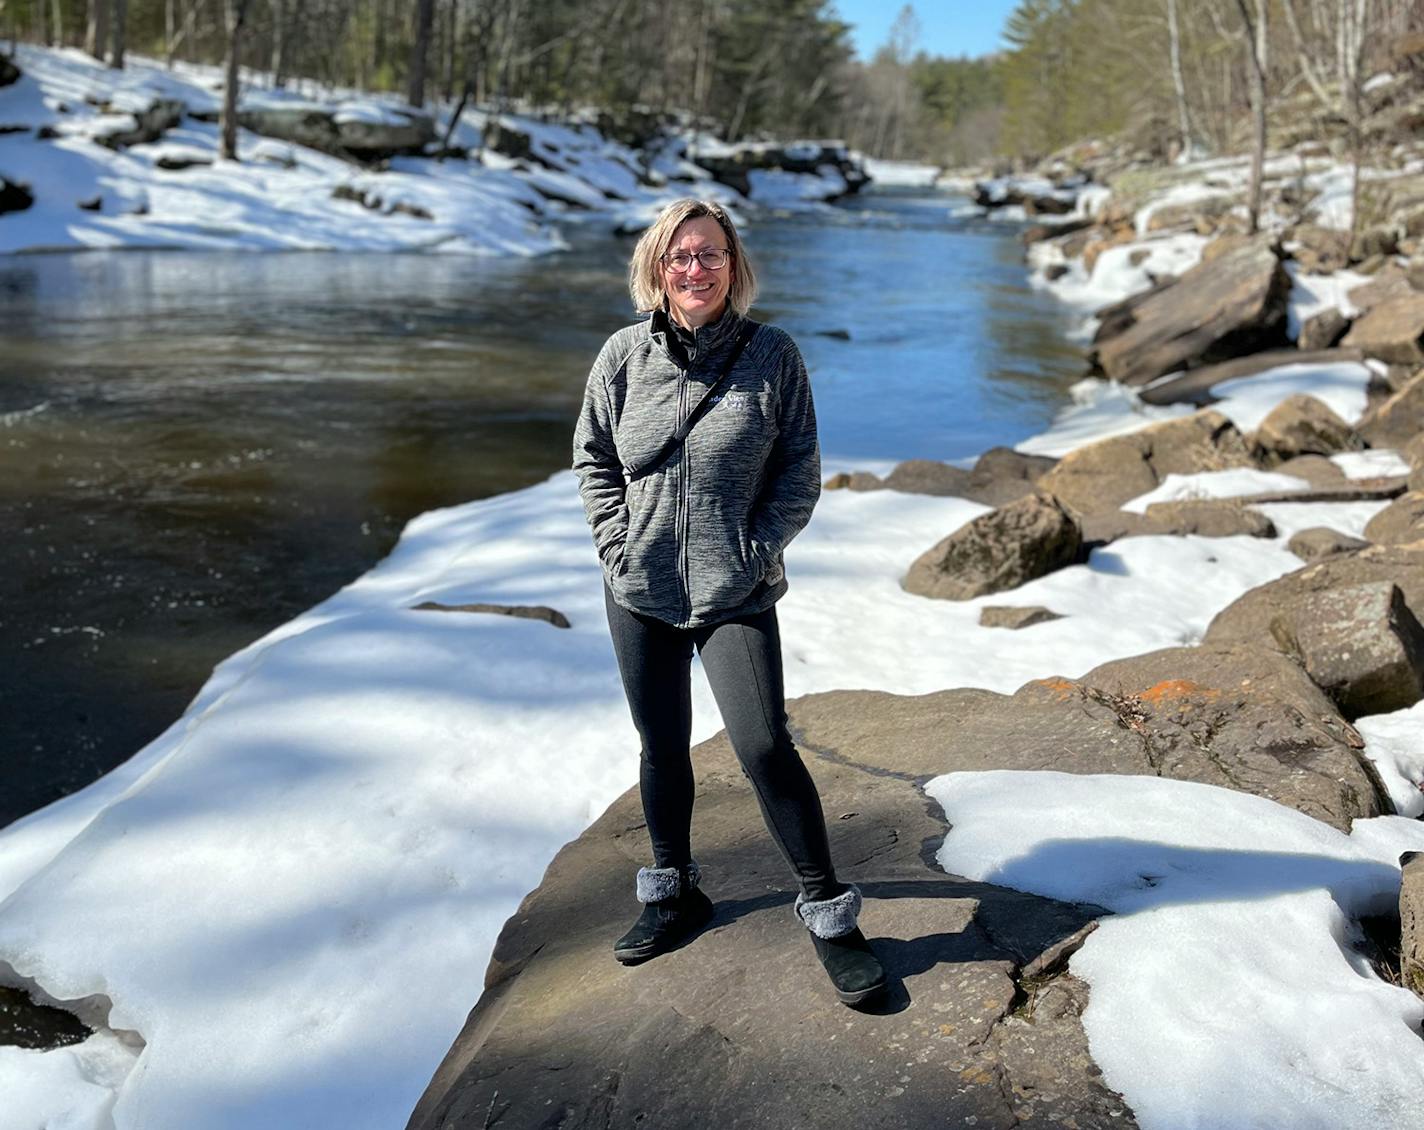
[613,862,714,965]
[795,885,886,1006]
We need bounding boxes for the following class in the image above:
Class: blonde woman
[572,199,885,1006]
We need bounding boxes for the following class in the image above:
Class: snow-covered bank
[0,327,1418,1127]
[0,46,866,256]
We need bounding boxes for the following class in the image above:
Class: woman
[571,198,885,1006]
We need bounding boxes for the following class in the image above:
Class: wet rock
[1359,369,1424,447]
[411,601,571,628]
[1276,454,1348,487]
[0,177,33,215]
[1035,409,1254,514]
[1340,294,1424,365]
[407,692,1130,1130]
[1251,393,1364,464]
[1298,308,1350,351]
[1140,499,1276,538]
[1137,348,1365,407]
[1363,492,1424,545]
[1287,527,1370,562]
[1401,852,1424,999]
[979,605,1065,629]
[1267,582,1424,718]
[1091,237,1290,386]
[92,98,185,149]
[903,492,1082,601]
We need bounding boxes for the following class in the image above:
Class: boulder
[1409,434,1424,492]
[979,605,1065,629]
[1401,852,1424,999]
[1358,370,1424,447]
[1092,276,1178,344]
[881,459,973,496]
[1298,308,1350,351]
[1137,348,1365,407]
[1091,237,1290,386]
[835,450,1057,508]
[1339,294,1424,365]
[1145,194,1236,233]
[410,601,571,628]
[335,108,435,157]
[1287,527,1370,562]
[1035,409,1254,514]
[1351,226,1399,261]
[1251,394,1364,463]
[1267,582,1424,718]
[0,177,33,215]
[1290,225,1350,273]
[92,98,185,149]
[1140,499,1276,538]
[903,492,1082,601]
[974,446,1059,484]
[1363,492,1424,545]
[0,56,19,89]
[1276,454,1348,487]
[407,692,1132,1130]
[1346,264,1414,313]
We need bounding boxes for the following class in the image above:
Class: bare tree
[1235,0,1266,234]
[220,0,252,161]
[111,0,126,68]
[86,0,110,62]
[407,0,436,106]
[1166,0,1195,160]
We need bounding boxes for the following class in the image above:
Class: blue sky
[832,0,1020,61]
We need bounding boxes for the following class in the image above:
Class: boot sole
[835,978,887,1006]
[613,909,714,965]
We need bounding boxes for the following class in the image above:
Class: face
[661,216,732,330]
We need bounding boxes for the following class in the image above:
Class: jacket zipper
[676,364,692,627]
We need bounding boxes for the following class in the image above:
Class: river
[0,187,1085,829]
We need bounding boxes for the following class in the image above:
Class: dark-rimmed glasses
[660,248,730,272]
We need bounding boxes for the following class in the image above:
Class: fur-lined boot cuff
[635,861,701,903]
[794,885,863,939]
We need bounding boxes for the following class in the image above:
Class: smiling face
[661,216,732,330]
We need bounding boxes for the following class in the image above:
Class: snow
[1121,468,1310,512]
[1286,262,1367,339]
[862,158,940,188]
[1357,702,1424,818]
[930,771,1424,1130]
[1208,360,1374,431]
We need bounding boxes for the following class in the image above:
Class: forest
[1,0,1422,167]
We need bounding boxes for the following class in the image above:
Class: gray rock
[1138,348,1365,407]
[1340,295,1424,365]
[155,153,212,171]
[1091,237,1290,386]
[0,56,19,89]
[1359,369,1424,448]
[1267,582,1424,718]
[410,601,571,628]
[1363,491,1424,545]
[1251,393,1364,463]
[1298,308,1350,351]
[1401,852,1424,999]
[1035,409,1254,514]
[1276,453,1349,487]
[407,696,1131,1130]
[1140,499,1276,538]
[1080,509,1161,545]
[979,605,1065,629]
[882,459,973,496]
[92,98,184,149]
[863,450,1060,507]
[903,492,1082,601]
[1287,527,1370,562]
[0,177,32,215]
[1205,543,1424,656]
[974,446,1059,483]
[235,104,435,161]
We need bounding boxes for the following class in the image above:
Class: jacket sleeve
[749,334,821,562]
[571,341,629,570]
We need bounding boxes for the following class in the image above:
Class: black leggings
[603,585,841,902]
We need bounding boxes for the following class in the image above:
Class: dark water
[0,190,1084,829]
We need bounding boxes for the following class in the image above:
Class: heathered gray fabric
[572,309,821,629]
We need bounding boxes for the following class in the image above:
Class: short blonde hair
[628,199,758,316]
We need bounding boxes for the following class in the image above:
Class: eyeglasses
[660,248,730,272]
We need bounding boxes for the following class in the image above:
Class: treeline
[995,0,1424,163]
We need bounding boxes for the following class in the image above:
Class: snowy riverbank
[0,45,868,257]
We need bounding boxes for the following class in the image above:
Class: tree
[86,0,110,62]
[407,0,435,106]
[219,0,251,161]
[111,0,127,68]
[1234,0,1265,233]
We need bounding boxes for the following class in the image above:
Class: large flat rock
[408,709,1130,1130]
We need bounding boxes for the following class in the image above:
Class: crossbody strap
[623,321,759,482]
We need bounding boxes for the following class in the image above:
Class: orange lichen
[1032,676,1080,700]
[1138,679,1222,706]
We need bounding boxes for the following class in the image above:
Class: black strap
[623,321,758,482]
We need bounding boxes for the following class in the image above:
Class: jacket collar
[648,303,744,367]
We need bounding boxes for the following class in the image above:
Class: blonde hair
[628,199,758,316]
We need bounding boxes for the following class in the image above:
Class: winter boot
[613,862,714,965]
[795,885,886,1006]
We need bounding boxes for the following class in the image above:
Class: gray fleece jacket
[572,308,821,628]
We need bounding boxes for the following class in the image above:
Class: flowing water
[0,188,1085,830]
